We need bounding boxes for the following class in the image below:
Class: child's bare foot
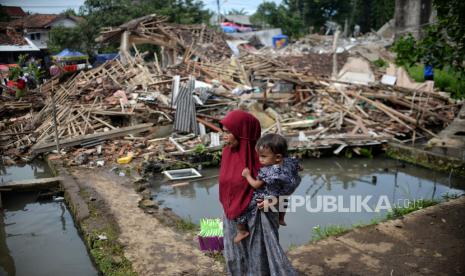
[234,231,250,243]
[279,219,287,226]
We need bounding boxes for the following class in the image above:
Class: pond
[0,161,98,276]
[150,157,465,250]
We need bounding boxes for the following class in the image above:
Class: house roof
[224,15,251,26]
[9,14,84,29]
[0,26,39,51]
[1,6,27,18]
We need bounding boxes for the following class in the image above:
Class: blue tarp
[222,26,237,33]
[53,48,88,61]
[94,53,119,66]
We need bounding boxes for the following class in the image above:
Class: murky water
[0,160,54,184]
[150,157,465,250]
[0,162,98,276]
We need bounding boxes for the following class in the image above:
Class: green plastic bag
[199,218,223,237]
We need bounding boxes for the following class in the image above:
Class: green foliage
[311,225,349,242]
[48,26,81,53]
[8,54,43,86]
[386,199,439,219]
[211,150,222,166]
[406,65,465,99]
[441,192,460,200]
[0,5,11,22]
[251,2,304,38]
[194,144,206,154]
[175,216,197,232]
[373,58,387,68]
[344,149,353,159]
[63,8,77,16]
[9,66,21,81]
[391,1,465,99]
[392,34,418,68]
[227,8,248,15]
[431,0,465,74]
[358,148,373,159]
[406,65,424,82]
[353,0,395,33]
[252,0,394,39]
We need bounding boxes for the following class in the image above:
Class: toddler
[234,133,301,243]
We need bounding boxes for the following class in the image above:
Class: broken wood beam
[31,123,153,154]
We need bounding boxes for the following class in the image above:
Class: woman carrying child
[236,133,301,242]
[219,110,297,275]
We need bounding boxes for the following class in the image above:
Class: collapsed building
[0,14,461,169]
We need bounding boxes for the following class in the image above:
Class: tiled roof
[9,14,84,29]
[1,6,27,18]
[9,14,58,28]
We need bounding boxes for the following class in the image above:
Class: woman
[219,110,297,275]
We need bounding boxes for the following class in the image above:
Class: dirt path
[288,196,465,275]
[72,169,223,275]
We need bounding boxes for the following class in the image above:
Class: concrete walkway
[71,169,224,276]
[288,196,465,275]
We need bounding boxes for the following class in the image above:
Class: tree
[0,5,11,22]
[251,2,304,38]
[48,26,81,54]
[392,0,465,98]
[227,8,247,15]
[352,0,394,33]
[252,0,358,38]
[424,0,465,73]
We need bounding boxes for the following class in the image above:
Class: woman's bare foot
[279,219,287,226]
[234,230,250,243]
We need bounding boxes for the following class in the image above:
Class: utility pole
[217,0,221,26]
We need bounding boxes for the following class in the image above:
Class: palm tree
[227,8,247,15]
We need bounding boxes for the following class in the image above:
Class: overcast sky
[0,0,282,15]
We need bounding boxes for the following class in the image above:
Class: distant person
[353,24,361,37]
[424,65,434,81]
[15,74,27,98]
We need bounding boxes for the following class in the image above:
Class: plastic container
[272,34,289,49]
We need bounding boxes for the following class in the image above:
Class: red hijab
[219,110,261,219]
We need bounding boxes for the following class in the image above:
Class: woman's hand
[242,168,250,178]
[257,198,278,211]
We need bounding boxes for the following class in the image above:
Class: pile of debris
[0,15,461,168]
[97,14,231,64]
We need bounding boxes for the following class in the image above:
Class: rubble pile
[0,15,461,167]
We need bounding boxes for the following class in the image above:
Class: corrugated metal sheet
[174,78,199,134]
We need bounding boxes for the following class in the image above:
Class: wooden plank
[31,123,153,154]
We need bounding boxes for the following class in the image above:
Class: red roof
[1,6,27,18]
[9,14,83,29]
[9,14,58,29]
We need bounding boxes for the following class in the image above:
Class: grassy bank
[308,197,455,243]
[406,65,465,99]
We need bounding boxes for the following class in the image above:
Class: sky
[0,0,282,15]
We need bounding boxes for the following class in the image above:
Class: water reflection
[0,160,54,184]
[0,212,15,276]
[0,161,96,276]
[151,157,465,250]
